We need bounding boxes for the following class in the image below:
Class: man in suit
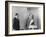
[13,13,20,30]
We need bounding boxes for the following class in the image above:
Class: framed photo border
[5,1,45,36]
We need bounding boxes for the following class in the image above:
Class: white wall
[0,0,46,37]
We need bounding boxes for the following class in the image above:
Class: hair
[15,13,18,16]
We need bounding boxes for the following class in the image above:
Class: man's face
[17,15,19,19]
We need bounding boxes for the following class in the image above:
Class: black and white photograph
[12,7,41,30]
[5,1,45,36]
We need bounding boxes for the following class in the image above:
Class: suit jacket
[13,18,20,30]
